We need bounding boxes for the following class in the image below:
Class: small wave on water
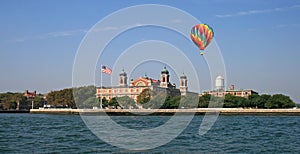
[0,114,299,153]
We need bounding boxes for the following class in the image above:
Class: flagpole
[100,64,103,109]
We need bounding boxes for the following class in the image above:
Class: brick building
[96,66,188,102]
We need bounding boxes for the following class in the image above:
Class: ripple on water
[0,114,300,153]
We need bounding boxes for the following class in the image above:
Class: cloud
[91,23,147,33]
[274,24,289,29]
[13,29,87,42]
[216,4,300,18]
[273,23,300,29]
[92,26,119,32]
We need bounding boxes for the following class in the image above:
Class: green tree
[117,96,137,109]
[13,93,28,110]
[252,94,271,108]
[46,88,76,108]
[0,92,28,110]
[167,95,181,109]
[265,94,295,109]
[198,94,211,108]
[256,94,271,108]
[224,94,248,108]
[108,97,119,109]
[248,94,260,108]
[83,97,99,108]
[179,93,198,108]
[160,95,173,109]
[101,97,109,108]
[137,88,152,105]
[210,96,224,108]
[237,97,249,108]
[136,89,168,109]
[73,86,96,108]
[224,94,237,108]
[142,91,167,109]
[33,95,45,108]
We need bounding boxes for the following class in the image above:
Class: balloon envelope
[190,24,214,50]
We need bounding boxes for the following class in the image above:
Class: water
[0,114,299,153]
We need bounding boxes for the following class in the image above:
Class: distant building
[96,66,189,102]
[215,75,225,91]
[23,90,37,110]
[200,76,258,98]
[24,90,36,98]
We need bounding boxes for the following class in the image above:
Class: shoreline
[28,108,300,116]
[0,110,30,113]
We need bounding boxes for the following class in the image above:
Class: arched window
[136,81,145,86]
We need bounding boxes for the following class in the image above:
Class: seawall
[0,110,30,113]
[30,108,300,116]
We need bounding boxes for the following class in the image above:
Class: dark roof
[180,73,187,79]
[119,69,127,76]
[161,66,169,74]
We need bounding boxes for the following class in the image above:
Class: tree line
[199,93,296,109]
[0,87,297,110]
[0,92,44,110]
[107,89,296,109]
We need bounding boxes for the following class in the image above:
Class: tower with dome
[200,75,258,97]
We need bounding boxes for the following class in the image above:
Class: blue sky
[1,0,300,103]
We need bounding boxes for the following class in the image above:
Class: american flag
[101,65,112,75]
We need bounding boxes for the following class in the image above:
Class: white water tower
[215,76,225,91]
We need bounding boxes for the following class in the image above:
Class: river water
[0,114,299,153]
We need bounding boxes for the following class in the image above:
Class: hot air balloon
[190,24,214,55]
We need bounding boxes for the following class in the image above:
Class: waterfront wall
[30,108,300,116]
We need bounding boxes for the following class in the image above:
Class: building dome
[161,66,169,74]
[180,73,187,79]
[119,69,127,76]
[143,73,148,79]
[216,76,224,80]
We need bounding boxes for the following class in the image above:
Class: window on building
[136,81,145,86]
